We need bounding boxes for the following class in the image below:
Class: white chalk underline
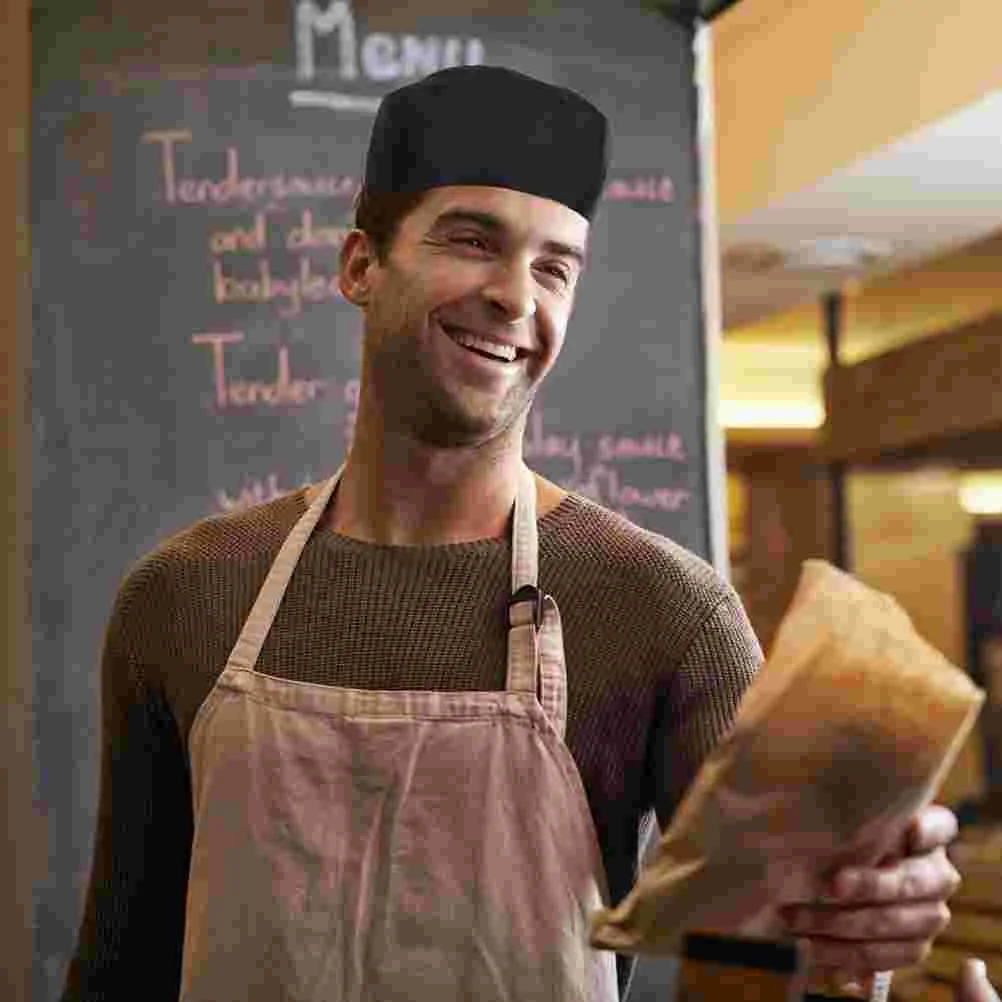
[289,90,382,113]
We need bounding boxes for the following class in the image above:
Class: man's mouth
[440,323,523,363]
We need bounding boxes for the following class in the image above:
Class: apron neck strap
[227,465,343,672]
[505,467,567,738]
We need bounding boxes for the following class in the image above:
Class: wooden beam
[823,292,849,570]
[732,449,834,653]
[724,427,819,458]
[822,312,1002,464]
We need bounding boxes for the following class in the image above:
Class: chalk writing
[524,408,585,481]
[295,1,484,83]
[286,210,350,250]
[214,472,314,512]
[142,131,359,206]
[602,175,675,203]
[212,256,342,318]
[524,409,691,515]
[209,213,267,254]
[573,464,691,512]
[192,332,331,409]
[203,208,349,316]
[596,431,686,463]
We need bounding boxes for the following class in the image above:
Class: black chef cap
[363,65,609,221]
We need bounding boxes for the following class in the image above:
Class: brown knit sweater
[62,486,762,1001]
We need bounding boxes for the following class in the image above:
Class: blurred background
[6,1,1002,1000]
[716,6,1002,993]
[713,0,1002,812]
[713,0,1002,816]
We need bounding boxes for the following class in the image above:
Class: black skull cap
[363,65,610,221]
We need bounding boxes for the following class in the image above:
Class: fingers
[881,805,960,863]
[797,935,933,977]
[779,807,964,983]
[828,846,961,904]
[905,804,959,856]
[959,958,1001,1002]
[783,900,950,943]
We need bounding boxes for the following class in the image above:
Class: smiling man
[64,66,960,1002]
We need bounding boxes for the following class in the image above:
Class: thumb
[959,959,1001,1002]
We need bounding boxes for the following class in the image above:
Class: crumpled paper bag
[590,560,985,956]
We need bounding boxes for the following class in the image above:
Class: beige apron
[180,465,620,1002]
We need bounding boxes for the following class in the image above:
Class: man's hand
[779,804,961,977]
[959,959,1001,1002]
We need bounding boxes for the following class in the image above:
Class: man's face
[343,185,589,448]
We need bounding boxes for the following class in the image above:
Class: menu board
[32,3,711,997]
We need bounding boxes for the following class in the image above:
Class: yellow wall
[848,468,986,806]
[713,0,1002,222]
[720,230,1002,423]
[720,340,825,427]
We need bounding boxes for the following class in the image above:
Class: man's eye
[539,263,570,285]
[451,234,489,250]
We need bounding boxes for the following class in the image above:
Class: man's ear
[338,229,378,306]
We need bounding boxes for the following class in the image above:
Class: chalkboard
[32,3,710,998]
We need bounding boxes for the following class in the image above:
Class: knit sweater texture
[62,486,762,1001]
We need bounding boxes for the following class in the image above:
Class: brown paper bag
[590,560,985,956]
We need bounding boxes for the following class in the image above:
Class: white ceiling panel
[721,88,1002,328]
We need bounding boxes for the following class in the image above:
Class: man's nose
[482,260,537,325]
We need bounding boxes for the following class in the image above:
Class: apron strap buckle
[508,584,544,630]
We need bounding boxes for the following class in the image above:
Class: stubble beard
[372,333,535,449]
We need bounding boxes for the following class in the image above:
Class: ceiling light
[789,236,895,270]
[719,400,825,429]
[958,472,1002,515]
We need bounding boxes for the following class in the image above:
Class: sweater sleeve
[61,566,193,1002]
[650,586,763,831]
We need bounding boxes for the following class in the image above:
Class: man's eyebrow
[430,209,505,233]
[430,209,586,267]
[541,239,586,268]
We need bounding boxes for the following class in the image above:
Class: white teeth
[446,327,518,362]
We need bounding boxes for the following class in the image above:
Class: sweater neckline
[304,491,583,558]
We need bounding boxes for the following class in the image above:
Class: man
[65,66,960,1001]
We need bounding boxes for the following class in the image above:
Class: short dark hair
[353,187,429,261]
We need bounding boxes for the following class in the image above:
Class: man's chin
[411,399,529,450]
[411,416,509,450]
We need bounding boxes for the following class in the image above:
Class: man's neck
[326,409,559,547]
